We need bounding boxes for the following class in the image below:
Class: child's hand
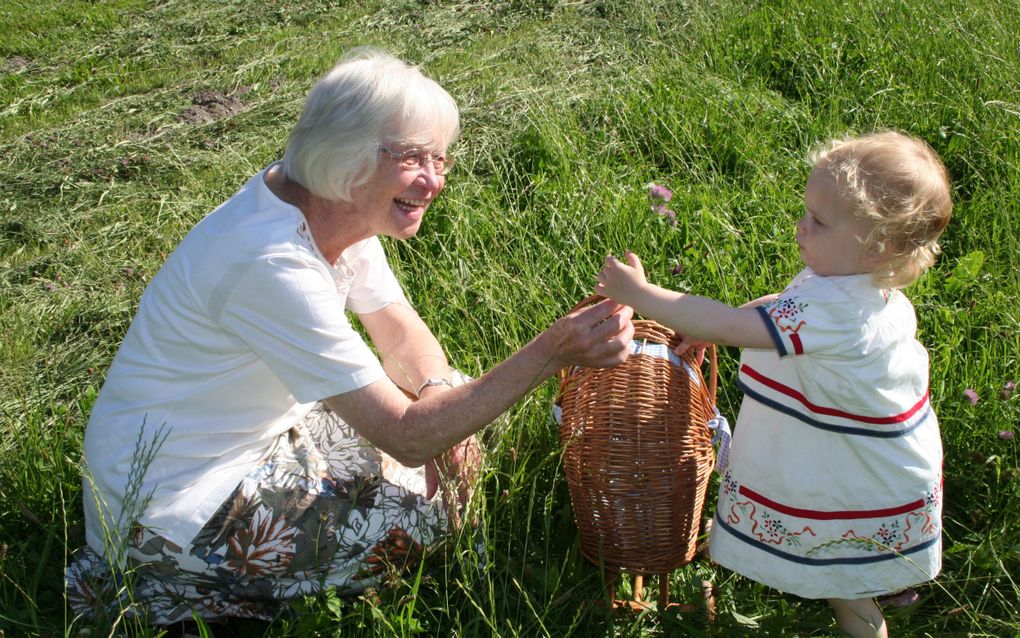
[674,336,710,366]
[595,251,648,306]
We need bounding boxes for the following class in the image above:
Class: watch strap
[416,377,453,395]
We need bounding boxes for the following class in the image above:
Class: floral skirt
[66,404,448,624]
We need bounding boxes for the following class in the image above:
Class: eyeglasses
[379,146,453,175]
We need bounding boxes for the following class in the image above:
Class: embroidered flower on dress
[771,298,804,320]
[722,471,738,496]
[767,298,809,333]
[760,512,787,539]
[872,520,902,547]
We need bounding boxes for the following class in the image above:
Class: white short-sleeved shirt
[709,268,942,599]
[83,165,409,551]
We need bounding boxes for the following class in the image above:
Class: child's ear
[861,249,896,279]
[858,242,890,271]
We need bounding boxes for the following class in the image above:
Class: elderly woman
[65,48,633,624]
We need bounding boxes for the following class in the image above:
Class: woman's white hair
[282,48,460,202]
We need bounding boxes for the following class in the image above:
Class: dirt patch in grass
[177,88,249,125]
[2,56,29,73]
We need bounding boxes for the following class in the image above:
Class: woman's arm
[357,302,474,510]
[596,251,774,350]
[324,299,635,467]
[357,302,453,396]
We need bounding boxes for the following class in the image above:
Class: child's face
[797,165,874,277]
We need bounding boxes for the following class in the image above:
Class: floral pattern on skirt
[67,404,446,624]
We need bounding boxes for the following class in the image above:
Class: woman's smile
[394,196,430,215]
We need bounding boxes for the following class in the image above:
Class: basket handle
[560,294,719,404]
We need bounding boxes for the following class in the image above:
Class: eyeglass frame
[378,145,454,175]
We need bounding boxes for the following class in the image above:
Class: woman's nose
[417,166,444,190]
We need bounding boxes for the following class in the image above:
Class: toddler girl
[595,131,951,638]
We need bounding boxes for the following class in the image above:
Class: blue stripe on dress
[757,305,787,357]
[713,515,939,566]
[735,378,929,438]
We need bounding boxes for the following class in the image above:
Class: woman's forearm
[359,303,453,395]
[400,330,561,461]
[325,327,561,466]
[327,300,634,466]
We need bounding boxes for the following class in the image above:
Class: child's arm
[596,251,774,350]
[674,294,780,357]
[742,293,780,309]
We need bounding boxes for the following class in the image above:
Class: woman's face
[797,165,873,277]
[348,141,447,240]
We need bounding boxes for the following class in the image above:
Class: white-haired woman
[67,48,634,625]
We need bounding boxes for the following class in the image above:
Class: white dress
[708,268,942,600]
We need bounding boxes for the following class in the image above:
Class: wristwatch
[416,377,453,395]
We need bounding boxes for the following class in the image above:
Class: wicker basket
[556,297,718,578]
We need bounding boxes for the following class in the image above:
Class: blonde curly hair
[810,131,952,289]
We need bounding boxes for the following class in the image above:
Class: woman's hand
[542,298,635,373]
[595,251,648,307]
[425,434,481,529]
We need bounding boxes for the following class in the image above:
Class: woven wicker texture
[557,298,717,575]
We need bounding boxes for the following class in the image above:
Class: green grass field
[2,0,1018,635]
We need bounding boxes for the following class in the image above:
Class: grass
[2,0,1018,635]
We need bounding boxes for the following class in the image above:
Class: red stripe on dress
[739,485,925,520]
[740,364,929,425]
[789,333,804,354]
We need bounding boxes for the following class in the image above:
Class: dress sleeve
[755,273,860,358]
[216,255,386,403]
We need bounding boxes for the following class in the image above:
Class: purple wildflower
[648,183,673,203]
[999,381,1016,401]
[651,202,678,225]
[963,388,979,405]
[998,430,1015,441]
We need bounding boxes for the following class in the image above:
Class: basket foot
[598,573,710,618]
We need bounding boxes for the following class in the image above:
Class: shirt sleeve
[343,237,410,314]
[216,254,386,403]
[756,273,862,358]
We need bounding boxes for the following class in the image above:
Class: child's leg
[827,598,888,638]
